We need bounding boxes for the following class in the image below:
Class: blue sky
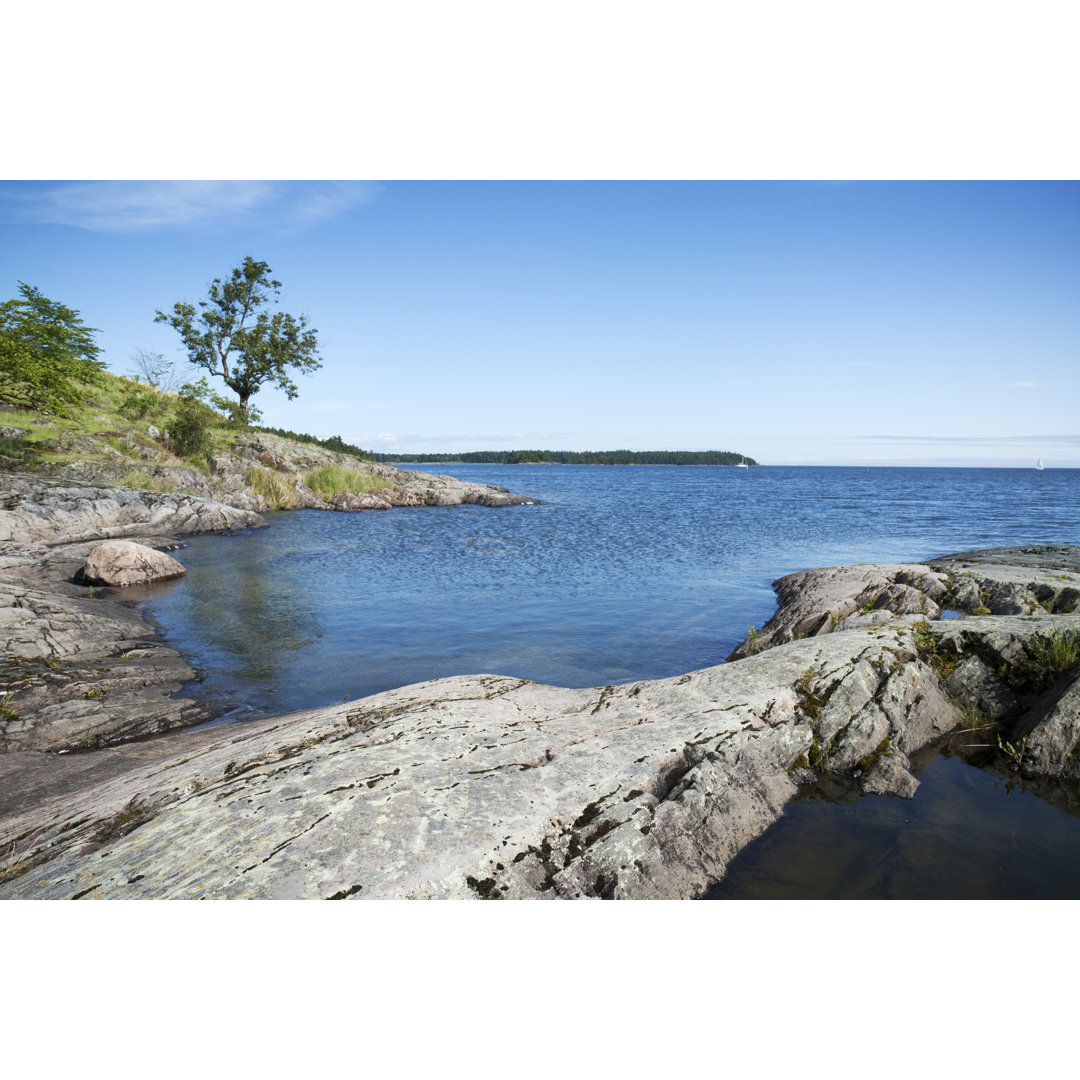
[1,179,1076,466]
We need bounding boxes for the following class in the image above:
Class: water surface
[133,464,1080,898]
[139,464,1077,718]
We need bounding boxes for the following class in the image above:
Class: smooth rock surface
[0,619,961,899]
[82,540,186,587]
[2,545,1078,898]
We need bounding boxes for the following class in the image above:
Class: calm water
[133,464,1080,897]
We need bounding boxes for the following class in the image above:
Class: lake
[135,464,1080,897]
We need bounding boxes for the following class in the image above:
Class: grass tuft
[245,467,300,509]
[304,464,391,499]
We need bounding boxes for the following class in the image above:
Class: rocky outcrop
[728,544,1080,660]
[0,536,215,753]
[0,622,962,899]
[0,477,266,545]
[0,445,530,755]
[34,432,535,515]
[2,545,1077,898]
[82,540,186,587]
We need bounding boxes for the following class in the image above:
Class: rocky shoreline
[2,484,1077,897]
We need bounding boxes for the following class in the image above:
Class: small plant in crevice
[912,621,960,679]
[745,624,760,652]
[0,690,18,724]
[795,666,827,720]
[856,734,893,775]
[89,797,155,845]
[1011,629,1080,692]
[997,734,1027,771]
[956,698,985,731]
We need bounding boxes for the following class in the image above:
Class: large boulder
[82,540,186,587]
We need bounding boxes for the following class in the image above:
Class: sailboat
[1036,458,1045,470]
[737,458,749,469]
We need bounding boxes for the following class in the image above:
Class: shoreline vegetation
[375,449,758,465]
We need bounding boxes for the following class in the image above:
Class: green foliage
[250,426,373,460]
[997,734,1027,770]
[1010,629,1080,692]
[245,467,300,509]
[957,699,985,730]
[795,667,827,720]
[374,448,757,465]
[118,378,170,424]
[155,257,321,423]
[912,621,960,679]
[170,384,219,458]
[305,464,391,499]
[0,283,105,416]
[116,468,180,493]
[507,449,554,464]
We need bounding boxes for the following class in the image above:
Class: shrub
[170,389,218,458]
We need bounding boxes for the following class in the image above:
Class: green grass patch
[305,464,392,499]
[116,468,178,492]
[1010,629,1080,692]
[245,467,300,509]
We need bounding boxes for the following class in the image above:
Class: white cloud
[1000,381,1040,389]
[0,180,377,232]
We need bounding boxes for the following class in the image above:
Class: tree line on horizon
[374,449,757,466]
[2,266,757,473]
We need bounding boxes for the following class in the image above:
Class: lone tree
[129,346,188,393]
[0,283,104,415]
[155,257,321,423]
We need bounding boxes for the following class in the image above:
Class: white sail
[1036,458,1045,470]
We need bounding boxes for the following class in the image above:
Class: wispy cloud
[285,182,380,230]
[855,434,1080,447]
[812,361,886,369]
[364,431,573,448]
[0,180,377,232]
[1000,381,1039,389]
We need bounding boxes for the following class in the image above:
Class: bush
[170,390,217,458]
[118,380,169,424]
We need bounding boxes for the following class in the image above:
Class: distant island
[374,449,758,466]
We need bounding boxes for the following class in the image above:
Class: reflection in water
[156,535,321,710]
[137,464,1080,720]
[708,739,1080,900]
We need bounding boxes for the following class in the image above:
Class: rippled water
[132,464,1080,898]
[137,464,1078,718]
